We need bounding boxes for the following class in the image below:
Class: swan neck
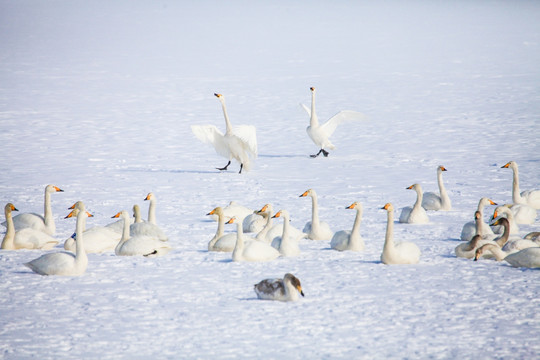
[310,91,319,127]
[148,198,156,224]
[232,222,244,261]
[43,190,54,231]
[115,213,130,255]
[221,99,233,133]
[1,209,14,249]
[437,171,450,206]
[208,213,225,249]
[350,208,362,238]
[75,213,87,263]
[495,221,510,247]
[511,166,522,203]
[281,214,290,245]
[255,214,272,241]
[384,210,395,252]
[484,244,507,261]
[311,194,320,228]
[413,187,423,209]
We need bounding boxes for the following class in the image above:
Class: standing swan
[460,198,497,241]
[399,184,429,224]
[254,273,305,301]
[422,166,452,211]
[501,161,540,209]
[24,203,90,276]
[330,202,365,251]
[1,184,64,235]
[227,216,280,262]
[301,87,367,157]
[300,189,334,240]
[270,210,301,257]
[191,93,257,173]
[2,203,58,250]
[381,203,421,265]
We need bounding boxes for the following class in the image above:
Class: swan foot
[216,161,231,171]
[310,149,329,158]
[239,164,243,174]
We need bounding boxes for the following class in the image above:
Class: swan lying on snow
[491,206,520,235]
[492,217,538,254]
[254,273,304,301]
[270,210,301,257]
[501,161,540,209]
[422,165,451,211]
[330,201,365,252]
[399,184,429,224]
[206,207,236,252]
[460,197,497,241]
[129,193,168,241]
[381,203,421,265]
[2,203,58,250]
[300,189,334,240]
[227,216,279,262]
[474,244,540,268]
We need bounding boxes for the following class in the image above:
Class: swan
[491,217,539,254]
[130,193,168,241]
[330,202,365,252]
[112,210,171,257]
[105,205,136,234]
[1,203,58,250]
[254,273,304,301]
[24,203,90,276]
[270,210,301,257]
[242,211,266,233]
[501,161,540,209]
[399,184,429,224]
[524,232,540,244]
[503,203,537,225]
[381,203,421,265]
[460,198,497,241]
[191,93,257,173]
[301,87,367,157]
[421,165,452,211]
[474,244,540,268]
[255,204,306,244]
[208,201,254,223]
[206,207,237,252]
[227,216,280,262]
[1,184,64,235]
[455,235,499,259]
[300,189,334,240]
[491,206,520,235]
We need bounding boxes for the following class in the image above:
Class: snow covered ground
[1,1,539,358]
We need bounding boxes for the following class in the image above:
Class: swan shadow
[120,168,219,175]
[259,154,309,159]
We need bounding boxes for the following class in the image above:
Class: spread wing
[191,125,230,158]
[300,103,311,117]
[321,110,368,137]
[232,125,258,157]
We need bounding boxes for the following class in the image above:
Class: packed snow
[1,1,539,358]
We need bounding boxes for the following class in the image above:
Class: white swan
[381,203,421,265]
[1,203,58,250]
[113,210,171,257]
[206,207,237,252]
[191,93,257,173]
[502,161,540,209]
[130,193,168,241]
[421,165,452,211]
[491,206,520,235]
[105,205,136,234]
[1,184,64,235]
[24,203,90,276]
[301,87,367,157]
[242,211,266,233]
[270,210,301,257]
[460,198,497,241]
[227,216,280,262]
[254,273,305,301]
[503,203,537,225]
[330,202,365,252]
[399,184,429,224]
[300,189,334,240]
[255,204,306,244]
[474,244,540,268]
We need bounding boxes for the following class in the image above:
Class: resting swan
[330,202,365,251]
[254,273,304,301]
[300,189,334,240]
[460,198,497,241]
[227,216,280,262]
[270,210,301,257]
[301,87,367,158]
[1,184,64,235]
[503,203,537,225]
[255,204,306,243]
[421,165,452,211]
[24,203,90,276]
[2,203,58,250]
[491,206,520,235]
[130,193,168,241]
[191,93,257,173]
[206,207,236,252]
[492,217,538,254]
[501,161,540,209]
[399,184,429,224]
[381,203,421,265]
[105,205,135,234]
[474,244,540,268]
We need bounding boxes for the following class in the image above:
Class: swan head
[501,161,516,170]
[112,210,129,219]
[406,183,422,191]
[4,203,18,214]
[438,165,447,172]
[474,246,485,261]
[46,184,64,193]
[66,208,92,219]
[214,93,223,98]
[284,273,304,297]
[310,87,315,93]
[225,216,237,224]
[381,203,394,212]
[68,201,85,211]
[346,202,361,210]
[144,192,154,201]
[207,207,223,216]
[271,210,289,219]
[256,204,272,215]
[490,217,508,228]
[479,198,497,207]
[299,189,315,198]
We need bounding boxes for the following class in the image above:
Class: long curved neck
[220,99,233,134]
[483,244,507,261]
[495,221,510,247]
[350,208,362,240]
[383,210,395,252]
[147,199,156,224]
[232,222,245,261]
[437,171,450,207]
[511,166,523,203]
[413,187,423,210]
[1,209,15,249]
[310,91,319,127]
[310,194,320,229]
[255,213,272,241]
[43,190,55,232]
[281,214,291,245]
[134,207,142,223]
[115,213,130,255]
[74,213,87,264]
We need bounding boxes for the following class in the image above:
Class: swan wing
[321,110,368,137]
[300,103,311,117]
[232,125,258,156]
[191,125,231,158]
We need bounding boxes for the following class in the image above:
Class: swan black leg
[310,149,329,158]
[239,164,243,174]
[216,161,231,171]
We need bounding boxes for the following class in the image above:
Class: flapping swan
[191,93,257,173]
[474,244,540,268]
[227,216,279,262]
[300,189,334,240]
[254,273,304,301]
[130,193,168,241]
[206,207,236,252]
[381,203,421,265]
[502,161,540,209]
[301,87,367,158]
[422,166,452,211]
[24,203,90,276]
[113,210,171,257]
[270,210,301,257]
[1,184,63,235]
[330,202,365,251]
[460,198,497,241]
[399,184,429,224]
[2,203,58,250]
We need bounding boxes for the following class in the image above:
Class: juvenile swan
[422,165,451,211]
[381,203,421,265]
[300,189,334,240]
[474,244,540,268]
[254,273,305,301]
[330,202,365,251]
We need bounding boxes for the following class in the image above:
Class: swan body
[460,198,497,241]
[301,87,367,157]
[422,165,452,211]
[64,223,120,254]
[130,193,168,241]
[475,244,540,268]
[399,184,429,224]
[330,202,365,252]
[254,273,304,301]
[300,189,334,240]
[504,203,537,224]
[502,161,540,209]
[191,93,257,173]
[2,203,58,250]
[254,204,306,243]
[24,203,90,276]
[228,216,280,262]
[381,203,421,265]
[1,185,63,235]
[242,212,266,233]
[270,210,301,257]
[455,235,498,259]
[206,207,237,252]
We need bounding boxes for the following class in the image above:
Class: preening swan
[2,203,58,250]
[1,184,63,235]
[206,207,237,252]
[300,189,334,240]
[381,203,421,265]
[399,184,429,224]
[474,244,540,268]
[130,193,168,241]
[501,161,540,209]
[460,198,497,241]
[330,202,365,252]
[227,216,280,262]
[254,273,304,301]
[191,93,257,173]
[270,210,301,257]
[301,87,367,157]
[24,203,90,276]
[421,165,452,211]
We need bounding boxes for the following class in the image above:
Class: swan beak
[440,166,447,171]
[54,186,64,192]
[111,212,122,219]
[65,210,76,219]
[346,203,356,209]
[501,162,511,168]
[207,209,216,216]
[144,193,152,201]
[225,217,235,224]
[381,203,392,210]
[406,185,414,190]
[299,191,308,197]
[299,288,305,297]
[86,211,94,218]
[489,200,497,206]
[68,203,77,210]
[492,211,498,219]
[272,211,282,218]
[214,93,222,98]
[310,87,315,91]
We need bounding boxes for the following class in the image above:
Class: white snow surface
[1,1,540,359]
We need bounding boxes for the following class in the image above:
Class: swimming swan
[422,165,452,211]
[254,273,304,301]
[270,210,301,257]
[191,93,257,173]
[206,207,237,252]
[227,216,280,262]
[501,161,540,209]
[460,198,497,241]
[474,244,540,268]
[330,202,365,252]
[381,203,421,265]
[399,184,429,224]
[2,203,58,250]
[300,189,334,240]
